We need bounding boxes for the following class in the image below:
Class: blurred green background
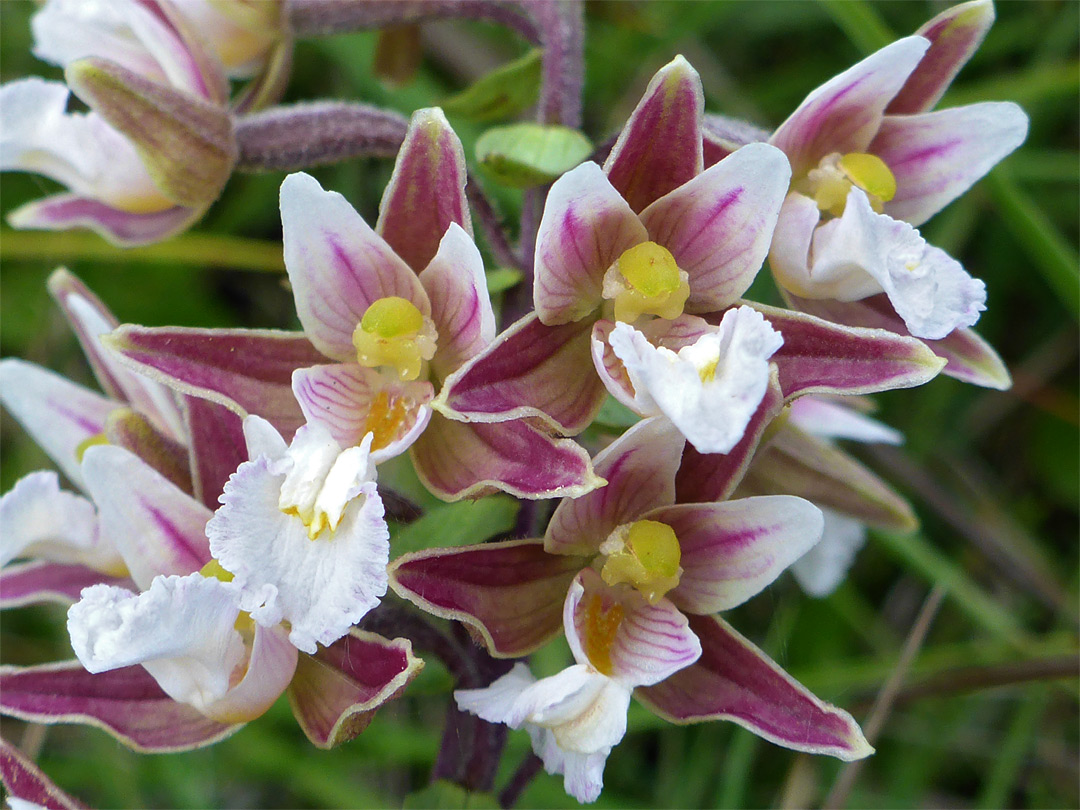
[1,1,1077,807]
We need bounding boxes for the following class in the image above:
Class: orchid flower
[1,0,235,245]
[763,0,1026,384]
[104,108,600,502]
[391,417,872,796]
[2,440,420,752]
[0,270,188,607]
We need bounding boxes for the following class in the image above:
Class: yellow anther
[199,558,235,583]
[603,242,690,322]
[800,152,897,217]
[838,153,896,205]
[75,433,109,462]
[582,594,624,676]
[600,520,682,604]
[352,296,436,381]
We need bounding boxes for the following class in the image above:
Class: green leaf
[476,123,593,188]
[816,0,895,55]
[402,780,499,809]
[390,496,519,555]
[594,396,641,430]
[485,266,523,294]
[442,49,542,122]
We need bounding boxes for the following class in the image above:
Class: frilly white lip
[608,306,783,454]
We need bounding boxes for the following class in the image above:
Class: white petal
[67,573,247,713]
[32,0,166,78]
[811,189,986,339]
[609,308,783,454]
[0,79,165,212]
[787,397,903,445]
[454,662,537,723]
[241,414,289,463]
[0,471,122,573]
[206,454,390,654]
[790,509,867,597]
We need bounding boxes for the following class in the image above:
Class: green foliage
[442,49,543,122]
[403,780,499,809]
[476,123,593,187]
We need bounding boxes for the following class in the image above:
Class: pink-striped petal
[701,112,770,167]
[388,540,585,657]
[0,661,239,752]
[641,142,790,312]
[280,171,430,360]
[636,614,873,760]
[47,268,184,441]
[106,325,324,439]
[181,395,247,510]
[104,407,193,496]
[546,417,683,557]
[435,313,606,435]
[769,37,929,176]
[749,302,945,398]
[565,569,700,688]
[409,413,602,502]
[673,368,783,504]
[287,629,423,749]
[376,107,471,274]
[785,292,1010,389]
[0,561,133,609]
[292,363,434,458]
[81,444,212,588]
[7,193,197,247]
[418,222,495,380]
[604,56,704,214]
[534,162,648,325]
[740,422,917,533]
[1,736,86,810]
[647,497,823,614]
[887,0,996,115]
[0,359,116,490]
[198,622,298,725]
[874,102,1028,226]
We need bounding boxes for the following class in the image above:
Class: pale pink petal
[418,222,495,380]
[590,320,639,413]
[0,358,117,489]
[410,413,603,502]
[769,192,826,300]
[791,508,867,598]
[811,189,985,339]
[376,107,471,273]
[0,471,121,573]
[81,444,212,588]
[0,561,133,609]
[280,171,430,360]
[545,417,684,557]
[769,36,930,176]
[887,0,996,115]
[534,162,648,325]
[637,614,873,760]
[874,103,1028,226]
[0,660,239,752]
[435,313,607,435]
[604,55,704,214]
[106,325,324,440]
[389,540,584,657]
[640,142,790,311]
[1,736,86,810]
[206,451,389,654]
[647,497,823,614]
[200,622,297,724]
[67,574,247,715]
[787,397,903,445]
[673,368,783,503]
[288,629,423,748]
[292,363,433,457]
[741,422,917,533]
[51,280,186,442]
[565,570,701,688]
[7,193,198,247]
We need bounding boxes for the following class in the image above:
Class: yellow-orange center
[600,520,682,604]
[582,593,624,676]
[352,296,436,381]
[361,389,411,452]
[603,242,690,322]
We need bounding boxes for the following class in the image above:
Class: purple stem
[357,602,477,685]
[287,0,540,43]
[467,172,521,272]
[498,751,543,808]
[529,0,585,128]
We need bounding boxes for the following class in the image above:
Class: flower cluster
[0,0,1027,806]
